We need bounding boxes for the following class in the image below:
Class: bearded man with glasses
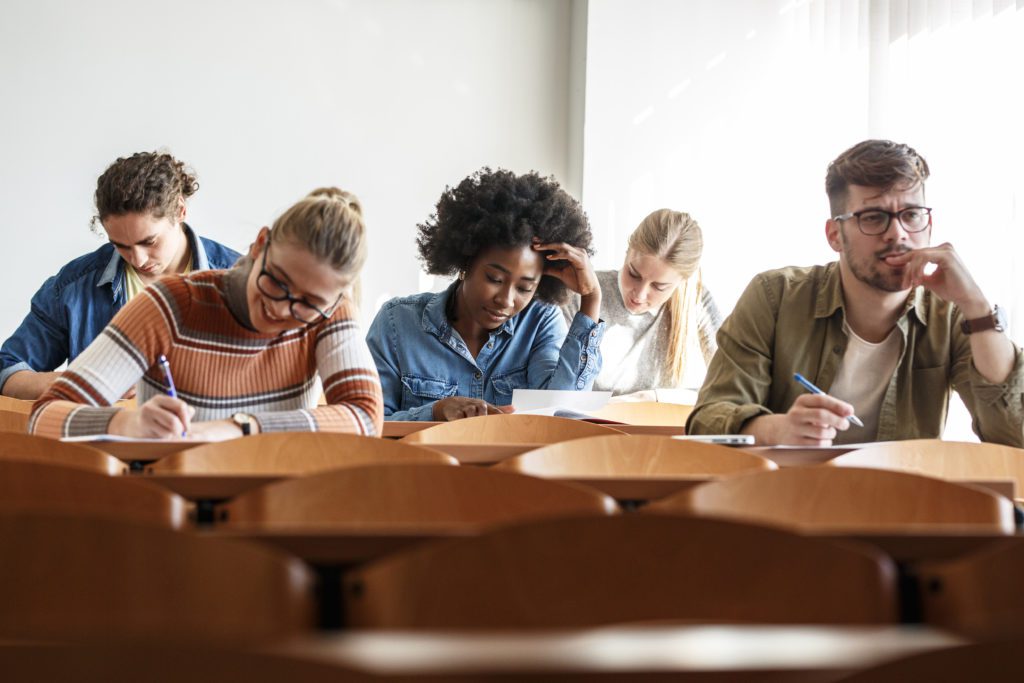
[688,139,1023,447]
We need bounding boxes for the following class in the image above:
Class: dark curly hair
[416,168,592,305]
[91,151,198,232]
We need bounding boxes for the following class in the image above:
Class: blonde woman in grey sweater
[563,209,721,399]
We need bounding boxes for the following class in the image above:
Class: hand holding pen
[739,373,862,446]
[793,374,864,427]
[108,355,193,439]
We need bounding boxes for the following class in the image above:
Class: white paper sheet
[511,389,612,416]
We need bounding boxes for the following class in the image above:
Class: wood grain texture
[495,434,776,477]
[0,432,125,474]
[0,512,315,642]
[648,466,1016,533]
[221,463,617,528]
[149,432,456,474]
[344,515,899,628]
[0,460,187,528]
[587,401,693,426]
[916,537,1024,640]
[831,439,1024,499]
[401,414,624,444]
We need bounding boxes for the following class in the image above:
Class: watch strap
[960,305,1004,335]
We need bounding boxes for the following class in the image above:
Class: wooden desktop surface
[275,624,964,680]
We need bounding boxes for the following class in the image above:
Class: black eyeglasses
[832,207,933,236]
[257,239,341,324]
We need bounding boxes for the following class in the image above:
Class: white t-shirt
[828,322,901,444]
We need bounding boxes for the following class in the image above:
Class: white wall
[582,0,870,310]
[0,0,574,337]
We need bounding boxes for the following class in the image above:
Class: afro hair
[416,167,592,305]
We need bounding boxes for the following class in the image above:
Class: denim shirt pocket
[491,366,529,399]
[400,375,458,408]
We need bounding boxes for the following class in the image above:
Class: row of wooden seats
[0,438,1017,534]
[1,510,1022,641]
[0,430,1021,532]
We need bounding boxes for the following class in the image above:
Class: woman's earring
[458,271,466,281]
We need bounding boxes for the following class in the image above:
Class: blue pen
[792,373,864,428]
[157,354,187,436]
[157,355,178,398]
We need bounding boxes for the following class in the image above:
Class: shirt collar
[814,260,928,326]
[421,281,518,341]
[95,223,206,289]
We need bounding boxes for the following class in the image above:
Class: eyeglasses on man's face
[256,240,341,324]
[832,207,933,236]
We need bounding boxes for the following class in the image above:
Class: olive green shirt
[687,263,1024,446]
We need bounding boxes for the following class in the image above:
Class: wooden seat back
[831,439,1024,498]
[0,409,28,433]
[586,401,693,425]
[401,414,624,444]
[0,460,187,528]
[917,538,1024,640]
[495,434,776,477]
[0,432,126,474]
[0,512,315,642]
[148,432,456,474]
[646,466,1015,533]
[220,463,617,528]
[0,642,369,683]
[344,515,898,628]
[0,395,35,414]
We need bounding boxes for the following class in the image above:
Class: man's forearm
[2,370,62,400]
[969,332,1016,385]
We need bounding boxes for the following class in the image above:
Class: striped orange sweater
[30,270,383,438]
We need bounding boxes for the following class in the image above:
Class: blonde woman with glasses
[30,188,383,440]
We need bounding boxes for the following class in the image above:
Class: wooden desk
[383,422,685,439]
[744,446,858,468]
[276,624,964,680]
[68,440,209,464]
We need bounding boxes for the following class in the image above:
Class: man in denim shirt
[367,168,605,421]
[0,152,239,399]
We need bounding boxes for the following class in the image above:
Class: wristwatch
[960,305,1007,335]
[231,412,256,436]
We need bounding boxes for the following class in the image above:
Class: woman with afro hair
[366,168,605,421]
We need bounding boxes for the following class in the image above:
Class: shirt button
[581,354,587,362]
[590,330,597,337]
[487,341,494,349]
[475,371,482,379]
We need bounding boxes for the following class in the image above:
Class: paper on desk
[511,389,612,416]
[61,434,201,443]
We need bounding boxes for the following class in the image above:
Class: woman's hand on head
[532,240,599,297]
[432,397,514,421]
[108,395,194,439]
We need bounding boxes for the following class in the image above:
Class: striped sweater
[30,270,383,438]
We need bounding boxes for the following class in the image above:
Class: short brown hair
[825,140,930,216]
[94,151,198,228]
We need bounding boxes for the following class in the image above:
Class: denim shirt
[0,225,240,391]
[366,284,606,421]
